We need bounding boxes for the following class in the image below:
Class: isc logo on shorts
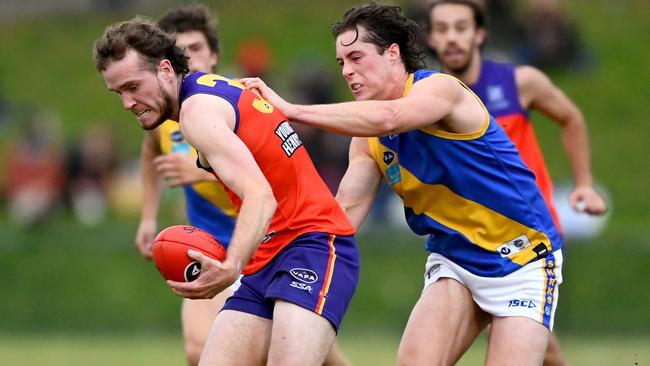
[507,299,537,308]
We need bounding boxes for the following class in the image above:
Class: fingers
[239,77,264,89]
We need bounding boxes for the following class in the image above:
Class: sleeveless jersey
[179,72,355,275]
[470,60,561,231]
[158,120,236,246]
[368,69,561,277]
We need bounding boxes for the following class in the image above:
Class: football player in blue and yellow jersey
[243,3,565,366]
[426,2,607,365]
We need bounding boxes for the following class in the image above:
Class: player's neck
[444,53,482,86]
[170,74,184,120]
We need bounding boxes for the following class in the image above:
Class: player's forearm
[288,101,397,137]
[140,151,165,221]
[224,190,277,273]
[561,116,593,187]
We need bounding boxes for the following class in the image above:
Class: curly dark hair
[332,1,425,73]
[426,0,486,32]
[157,3,220,55]
[94,16,189,75]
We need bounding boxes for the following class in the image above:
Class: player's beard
[145,80,175,130]
[443,46,475,76]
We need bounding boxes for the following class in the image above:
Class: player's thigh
[267,300,336,366]
[398,278,488,366]
[198,309,272,366]
[181,287,234,346]
[486,316,549,366]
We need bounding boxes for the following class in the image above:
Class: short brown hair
[93,17,189,75]
[333,1,425,73]
[157,3,220,55]
[427,0,486,30]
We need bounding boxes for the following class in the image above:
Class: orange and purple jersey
[470,60,561,231]
[179,72,355,275]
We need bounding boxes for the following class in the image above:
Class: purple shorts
[222,232,359,332]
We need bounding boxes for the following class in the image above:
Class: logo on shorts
[290,268,318,283]
[425,264,441,280]
[290,281,313,294]
[496,234,531,258]
[507,299,537,308]
[184,261,201,282]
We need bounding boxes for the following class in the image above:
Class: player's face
[102,49,175,130]
[427,4,484,74]
[335,27,395,101]
[175,30,218,74]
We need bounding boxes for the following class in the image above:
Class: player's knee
[184,337,203,366]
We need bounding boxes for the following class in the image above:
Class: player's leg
[323,341,352,366]
[397,278,489,366]
[543,332,568,366]
[265,233,359,366]
[181,286,234,366]
[485,316,549,366]
[198,309,271,366]
[268,300,336,366]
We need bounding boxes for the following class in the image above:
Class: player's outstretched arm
[242,75,481,137]
[136,130,165,259]
[336,137,382,229]
[168,94,277,299]
[517,66,608,215]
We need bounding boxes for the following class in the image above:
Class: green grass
[0,332,647,365]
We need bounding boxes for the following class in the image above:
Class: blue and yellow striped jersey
[368,70,561,277]
[159,120,236,246]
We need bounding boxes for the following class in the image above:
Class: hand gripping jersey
[368,70,561,277]
[158,120,236,245]
[470,60,561,231]
[179,72,355,275]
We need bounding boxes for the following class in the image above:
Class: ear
[387,43,401,64]
[158,59,175,80]
[475,27,486,48]
[210,52,218,71]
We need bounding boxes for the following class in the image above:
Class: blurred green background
[0,0,648,365]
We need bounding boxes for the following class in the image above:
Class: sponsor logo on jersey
[496,234,531,258]
[261,230,276,243]
[184,261,201,282]
[275,121,303,157]
[486,85,510,111]
[290,268,318,283]
[383,151,395,165]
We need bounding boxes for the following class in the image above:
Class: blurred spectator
[3,110,65,226]
[236,38,272,78]
[520,0,592,70]
[289,60,350,193]
[65,123,117,225]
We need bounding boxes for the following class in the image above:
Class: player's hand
[135,219,156,259]
[569,185,608,215]
[240,77,293,116]
[167,250,240,299]
[153,152,207,187]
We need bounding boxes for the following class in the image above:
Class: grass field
[0,332,647,365]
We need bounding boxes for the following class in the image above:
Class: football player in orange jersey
[95,16,358,366]
[426,1,608,365]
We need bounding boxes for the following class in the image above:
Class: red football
[152,225,227,282]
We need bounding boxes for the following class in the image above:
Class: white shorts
[423,250,563,330]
